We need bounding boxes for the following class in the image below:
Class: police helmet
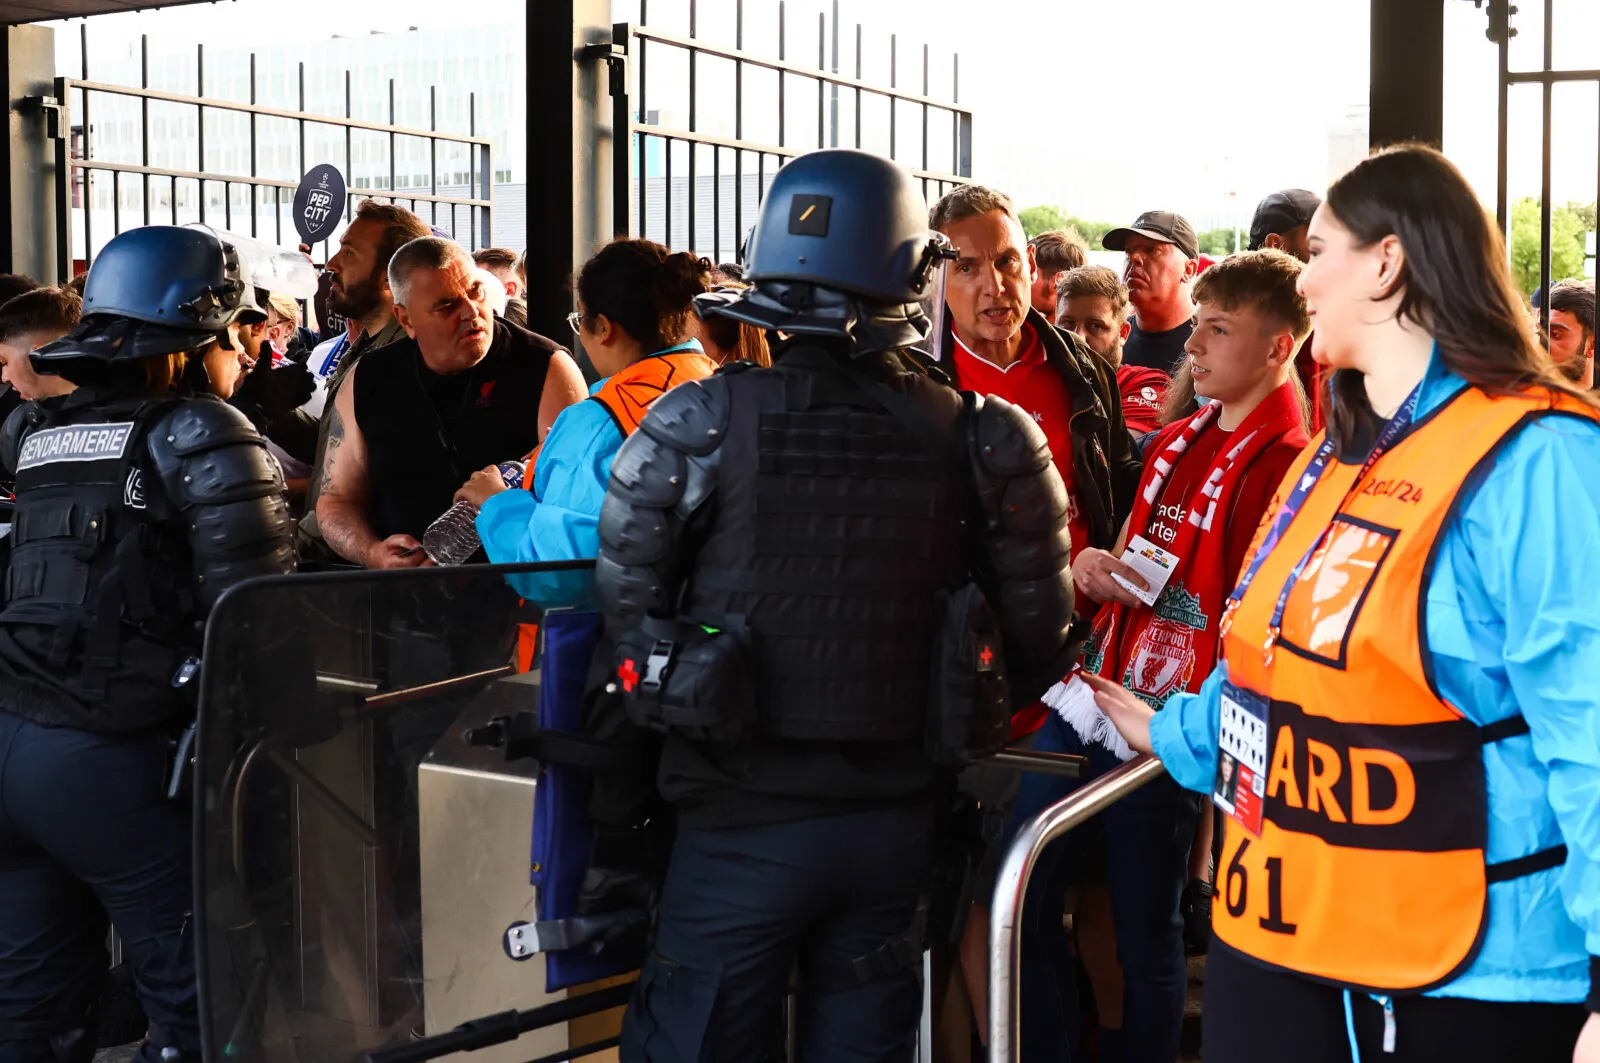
[701,149,952,353]
[34,225,267,369]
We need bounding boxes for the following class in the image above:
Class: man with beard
[1056,265,1170,436]
[1103,211,1200,376]
[298,201,431,556]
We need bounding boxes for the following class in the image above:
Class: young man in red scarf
[1010,250,1312,1063]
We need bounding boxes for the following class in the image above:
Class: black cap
[1248,189,1321,251]
[1103,211,1199,260]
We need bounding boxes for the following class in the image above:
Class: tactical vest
[0,394,195,732]
[1215,385,1593,992]
[680,352,972,742]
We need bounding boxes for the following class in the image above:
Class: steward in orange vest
[1084,144,1600,1063]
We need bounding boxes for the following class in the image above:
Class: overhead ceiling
[1,0,210,26]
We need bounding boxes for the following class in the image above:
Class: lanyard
[1221,384,1422,665]
[320,334,352,377]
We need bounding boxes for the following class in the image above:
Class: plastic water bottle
[422,461,526,566]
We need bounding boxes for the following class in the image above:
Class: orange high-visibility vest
[513,347,718,672]
[1216,385,1594,992]
[589,348,720,437]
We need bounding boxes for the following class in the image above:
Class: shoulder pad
[638,376,732,457]
[972,393,1052,477]
[607,428,688,509]
[714,359,761,377]
[151,398,263,458]
[0,402,42,475]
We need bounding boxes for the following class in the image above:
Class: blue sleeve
[476,399,621,608]
[1149,660,1228,793]
[1446,414,1600,956]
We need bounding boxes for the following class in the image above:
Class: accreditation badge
[1213,681,1270,835]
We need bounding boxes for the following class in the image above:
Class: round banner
[292,164,346,244]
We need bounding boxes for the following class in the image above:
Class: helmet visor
[914,257,951,363]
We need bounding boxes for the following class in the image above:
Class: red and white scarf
[1045,382,1307,757]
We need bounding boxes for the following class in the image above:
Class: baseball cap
[1248,189,1321,251]
[1103,211,1199,260]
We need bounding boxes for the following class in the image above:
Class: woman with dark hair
[690,282,772,367]
[458,239,717,605]
[1086,144,1600,1063]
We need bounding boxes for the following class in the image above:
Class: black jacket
[943,308,1143,550]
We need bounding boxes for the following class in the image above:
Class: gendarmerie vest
[353,319,558,541]
[0,393,187,730]
[1215,385,1595,992]
[681,346,972,742]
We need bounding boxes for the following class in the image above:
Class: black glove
[231,354,316,428]
[1181,877,1214,956]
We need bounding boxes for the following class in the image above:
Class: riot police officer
[594,149,1081,1062]
[0,225,296,1063]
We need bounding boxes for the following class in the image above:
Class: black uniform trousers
[0,709,196,1063]
[621,804,935,1063]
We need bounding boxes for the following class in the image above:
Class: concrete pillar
[0,24,62,282]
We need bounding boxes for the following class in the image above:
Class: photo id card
[1213,681,1270,836]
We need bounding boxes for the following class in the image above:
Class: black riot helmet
[32,225,276,381]
[699,149,954,355]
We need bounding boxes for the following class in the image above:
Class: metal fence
[47,24,493,282]
[610,0,972,264]
[1487,0,1600,325]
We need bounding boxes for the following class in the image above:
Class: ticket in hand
[1110,534,1179,607]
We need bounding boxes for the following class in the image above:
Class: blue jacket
[475,341,706,608]
[1151,352,1600,1004]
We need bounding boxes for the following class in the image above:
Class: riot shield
[193,561,602,1063]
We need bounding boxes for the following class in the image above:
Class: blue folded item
[527,609,636,992]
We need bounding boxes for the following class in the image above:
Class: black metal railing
[1488,0,1600,328]
[612,0,972,263]
[50,25,492,282]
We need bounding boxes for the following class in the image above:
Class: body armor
[0,391,292,733]
[598,345,1079,747]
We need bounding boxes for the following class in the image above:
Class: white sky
[44,0,1600,229]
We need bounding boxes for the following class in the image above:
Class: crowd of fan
[0,182,1592,1063]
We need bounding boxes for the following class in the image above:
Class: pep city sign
[292,164,346,244]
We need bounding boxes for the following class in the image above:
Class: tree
[1196,228,1237,256]
[1018,205,1070,239]
[1017,205,1121,249]
[1509,197,1588,296]
[1565,200,1597,235]
[1065,215,1116,249]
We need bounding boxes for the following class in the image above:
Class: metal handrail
[987,754,1169,1061]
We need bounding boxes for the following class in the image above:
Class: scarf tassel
[1041,673,1138,762]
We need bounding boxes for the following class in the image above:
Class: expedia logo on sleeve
[16,423,135,471]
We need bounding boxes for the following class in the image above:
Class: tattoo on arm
[314,376,380,564]
[318,402,347,495]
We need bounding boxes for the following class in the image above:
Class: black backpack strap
[1480,714,1530,743]
[1486,845,1567,883]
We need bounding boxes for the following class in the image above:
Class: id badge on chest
[1213,681,1270,835]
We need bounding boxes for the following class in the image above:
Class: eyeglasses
[567,311,584,335]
